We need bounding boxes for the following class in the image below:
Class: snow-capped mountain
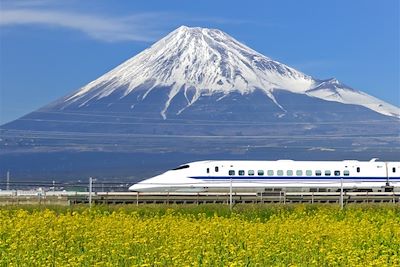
[1,25,399,179]
[57,25,398,119]
[3,25,400,146]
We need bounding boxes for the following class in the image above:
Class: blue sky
[0,0,399,124]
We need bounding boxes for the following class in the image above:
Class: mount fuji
[43,26,398,119]
[1,26,399,180]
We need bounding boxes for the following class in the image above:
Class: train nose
[128,184,138,191]
[129,183,149,192]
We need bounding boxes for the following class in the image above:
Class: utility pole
[89,177,93,208]
[340,177,344,210]
[6,171,10,191]
[229,178,233,211]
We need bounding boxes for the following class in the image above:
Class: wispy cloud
[0,8,166,42]
[1,0,58,8]
[0,1,261,43]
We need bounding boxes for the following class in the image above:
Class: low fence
[1,190,399,206]
[80,191,400,205]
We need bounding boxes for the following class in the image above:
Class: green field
[1,204,399,266]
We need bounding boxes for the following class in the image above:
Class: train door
[382,162,399,191]
[387,162,399,181]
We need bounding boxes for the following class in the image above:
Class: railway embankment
[1,190,399,206]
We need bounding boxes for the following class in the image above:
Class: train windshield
[171,165,190,171]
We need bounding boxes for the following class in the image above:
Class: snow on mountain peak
[306,79,399,118]
[63,26,399,119]
[65,26,314,116]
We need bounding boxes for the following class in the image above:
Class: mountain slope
[306,78,398,117]
[1,26,399,160]
[1,25,399,179]
[50,26,398,119]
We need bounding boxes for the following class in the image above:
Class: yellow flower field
[0,204,399,266]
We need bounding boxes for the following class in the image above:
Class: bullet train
[129,159,400,192]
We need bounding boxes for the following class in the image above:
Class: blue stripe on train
[189,176,400,181]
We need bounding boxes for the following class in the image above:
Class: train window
[315,170,322,176]
[207,168,210,174]
[306,170,312,176]
[172,165,189,170]
[325,170,331,176]
[248,170,255,176]
[239,170,245,176]
[296,170,303,176]
[267,170,274,176]
[277,170,283,176]
[393,167,396,173]
[344,170,350,176]
[287,170,293,176]
[215,166,219,172]
[334,171,340,176]
[229,170,235,176]
[357,167,360,173]
[258,170,264,176]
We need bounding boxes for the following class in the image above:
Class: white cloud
[0,8,163,42]
[0,2,259,43]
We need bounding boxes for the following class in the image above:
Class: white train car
[129,159,400,192]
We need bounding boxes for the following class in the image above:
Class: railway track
[84,191,400,205]
[1,191,399,205]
